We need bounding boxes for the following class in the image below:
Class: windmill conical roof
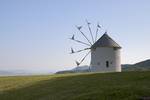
[91,33,121,49]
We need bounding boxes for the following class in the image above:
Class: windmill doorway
[106,61,109,68]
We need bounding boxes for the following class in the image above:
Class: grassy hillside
[0,72,150,100]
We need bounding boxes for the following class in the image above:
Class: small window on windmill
[106,61,109,68]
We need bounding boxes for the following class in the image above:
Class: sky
[0,0,150,73]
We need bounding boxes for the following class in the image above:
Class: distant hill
[0,70,52,76]
[122,59,150,71]
[56,65,90,74]
[0,70,33,76]
[0,70,14,76]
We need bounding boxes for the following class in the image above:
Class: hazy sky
[0,0,150,72]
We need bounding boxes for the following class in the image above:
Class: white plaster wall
[90,47,121,72]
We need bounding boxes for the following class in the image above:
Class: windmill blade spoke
[74,39,91,46]
[78,51,91,66]
[70,37,91,46]
[70,48,90,54]
[76,26,92,45]
[76,48,90,53]
[95,28,99,42]
[86,20,94,44]
[95,22,101,42]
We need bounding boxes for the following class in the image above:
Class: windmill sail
[71,48,75,54]
[97,24,101,28]
[75,61,80,66]
[71,34,75,40]
[77,26,82,30]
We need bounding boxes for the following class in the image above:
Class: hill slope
[122,59,150,71]
[0,72,150,100]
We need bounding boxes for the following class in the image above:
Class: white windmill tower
[70,20,122,73]
[90,33,121,72]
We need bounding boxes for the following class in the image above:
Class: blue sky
[0,0,150,72]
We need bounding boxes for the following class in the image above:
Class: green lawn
[0,71,150,100]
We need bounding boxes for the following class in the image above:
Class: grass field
[0,71,150,100]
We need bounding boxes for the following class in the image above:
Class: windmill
[69,20,102,67]
[69,20,122,73]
